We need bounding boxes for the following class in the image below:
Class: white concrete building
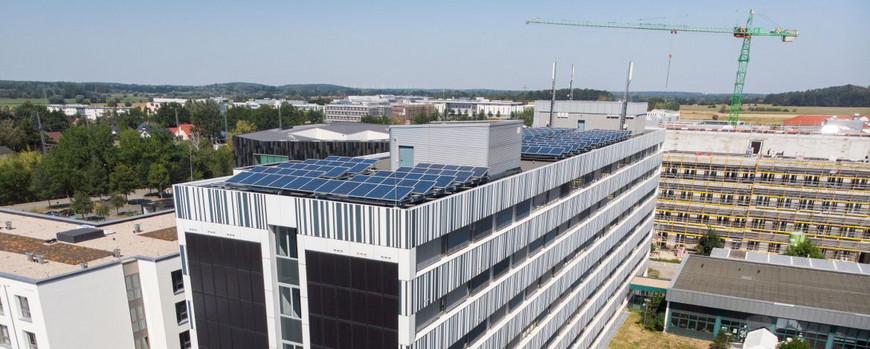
[0,211,190,349]
[173,121,664,348]
[324,101,392,123]
[533,100,648,134]
[645,109,680,126]
[429,98,527,118]
[45,104,132,121]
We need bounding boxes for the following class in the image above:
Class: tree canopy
[697,229,724,256]
[783,240,824,259]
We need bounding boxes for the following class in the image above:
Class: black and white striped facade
[174,129,665,349]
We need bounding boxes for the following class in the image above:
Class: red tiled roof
[782,115,863,126]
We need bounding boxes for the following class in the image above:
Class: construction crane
[526,10,798,126]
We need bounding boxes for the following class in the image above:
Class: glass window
[125,274,142,300]
[277,258,300,285]
[280,287,302,318]
[23,331,37,349]
[443,228,470,254]
[495,207,512,231]
[515,199,531,220]
[0,296,3,315]
[16,296,31,320]
[178,331,191,349]
[1,325,10,346]
[171,270,184,294]
[281,317,303,343]
[274,226,297,258]
[175,301,188,324]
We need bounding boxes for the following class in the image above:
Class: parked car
[44,211,60,217]
[58,209,74,217]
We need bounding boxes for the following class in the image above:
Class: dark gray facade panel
[233,136,389,167]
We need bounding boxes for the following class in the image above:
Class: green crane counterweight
[526,9,798,126]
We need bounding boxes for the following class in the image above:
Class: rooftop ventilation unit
[56,227,104,243]
[35,254,46,264]
[113,249,121,258]
[4,221,11,230]
[79,262,88,269]
[25,251,33,261]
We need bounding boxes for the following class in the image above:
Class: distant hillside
[0,80,613,103]
[763,85,870,107]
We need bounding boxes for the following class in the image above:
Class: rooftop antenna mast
[549,61,557,127]
[568,64,576,101]
[619,61,634,131]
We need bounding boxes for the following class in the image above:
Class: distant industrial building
[666,248,870,347]
[646,109,680,126]
[231,123,390,167]
[656,130,870,262]
[782,114,869,133]
[429,98,528,118]
[324,101,392,123]
[0,211,189,349]
[533,100,648,134]
[46,104,132,121]
[174,121,664,348]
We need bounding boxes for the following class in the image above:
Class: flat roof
[0,211,179,280]
[205,127,646,208]
[671,255,870,316]
[239,123,390,142]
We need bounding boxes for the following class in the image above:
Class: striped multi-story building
[173,121,664,348]
[655,130,870,263]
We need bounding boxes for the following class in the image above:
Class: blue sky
[1,0,868,93]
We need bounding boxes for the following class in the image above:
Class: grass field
[0,96,151,109]
[679,104,870,126]
[609,312,709,349]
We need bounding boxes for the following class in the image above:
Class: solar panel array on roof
[521,128,632,161]
[223,157,488,206]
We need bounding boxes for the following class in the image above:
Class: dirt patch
[609,312,709,349]
[0,232,113,265]
[139,226,178,241]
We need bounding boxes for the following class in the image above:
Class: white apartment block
[45,104,132,121]
[0,211,190,349]
[173,121,665,348]
[324,103,392,123]
[430,99,527,117]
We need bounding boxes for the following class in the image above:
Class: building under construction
[655,130,870,263]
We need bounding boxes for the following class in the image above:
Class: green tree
[109,163,138,200]
[710,329,731,349]
[360,115,391,125]
[70,191,94,219]
[147,163,170,197]
[783,240,824,259]
[109,192,126,215]
[697,229,724,256]
[640,292,666,331]
[510,109,534,126]
[0,152,39,205]
[29,154,64,206]
[228,119,257,148]
[778,338,811,349]
[187,99,223,140]
[0,119,26,151]
[95,202,111,219]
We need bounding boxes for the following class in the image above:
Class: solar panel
[364,176,386,184]
[298,178,328,191]
[239,173,266,184]
[323,167,348,178]
[225,172,252,184]
[442,165,461,171]
[324,155,341,161]
[366,184,392,198]
[331,182,360,195]
[283,177,313,190]
[381,186,413,201]
[349,176,368,183]
[396,167,413,172]
[454,171,473,183]
[372,171,392,177]
[269,176,295,188]
[347,163,371,174]
[433,175,456,188]
[349,183,377,197]
[314,180,342,194]
[253,174,284,186]
[403,173,423,180]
